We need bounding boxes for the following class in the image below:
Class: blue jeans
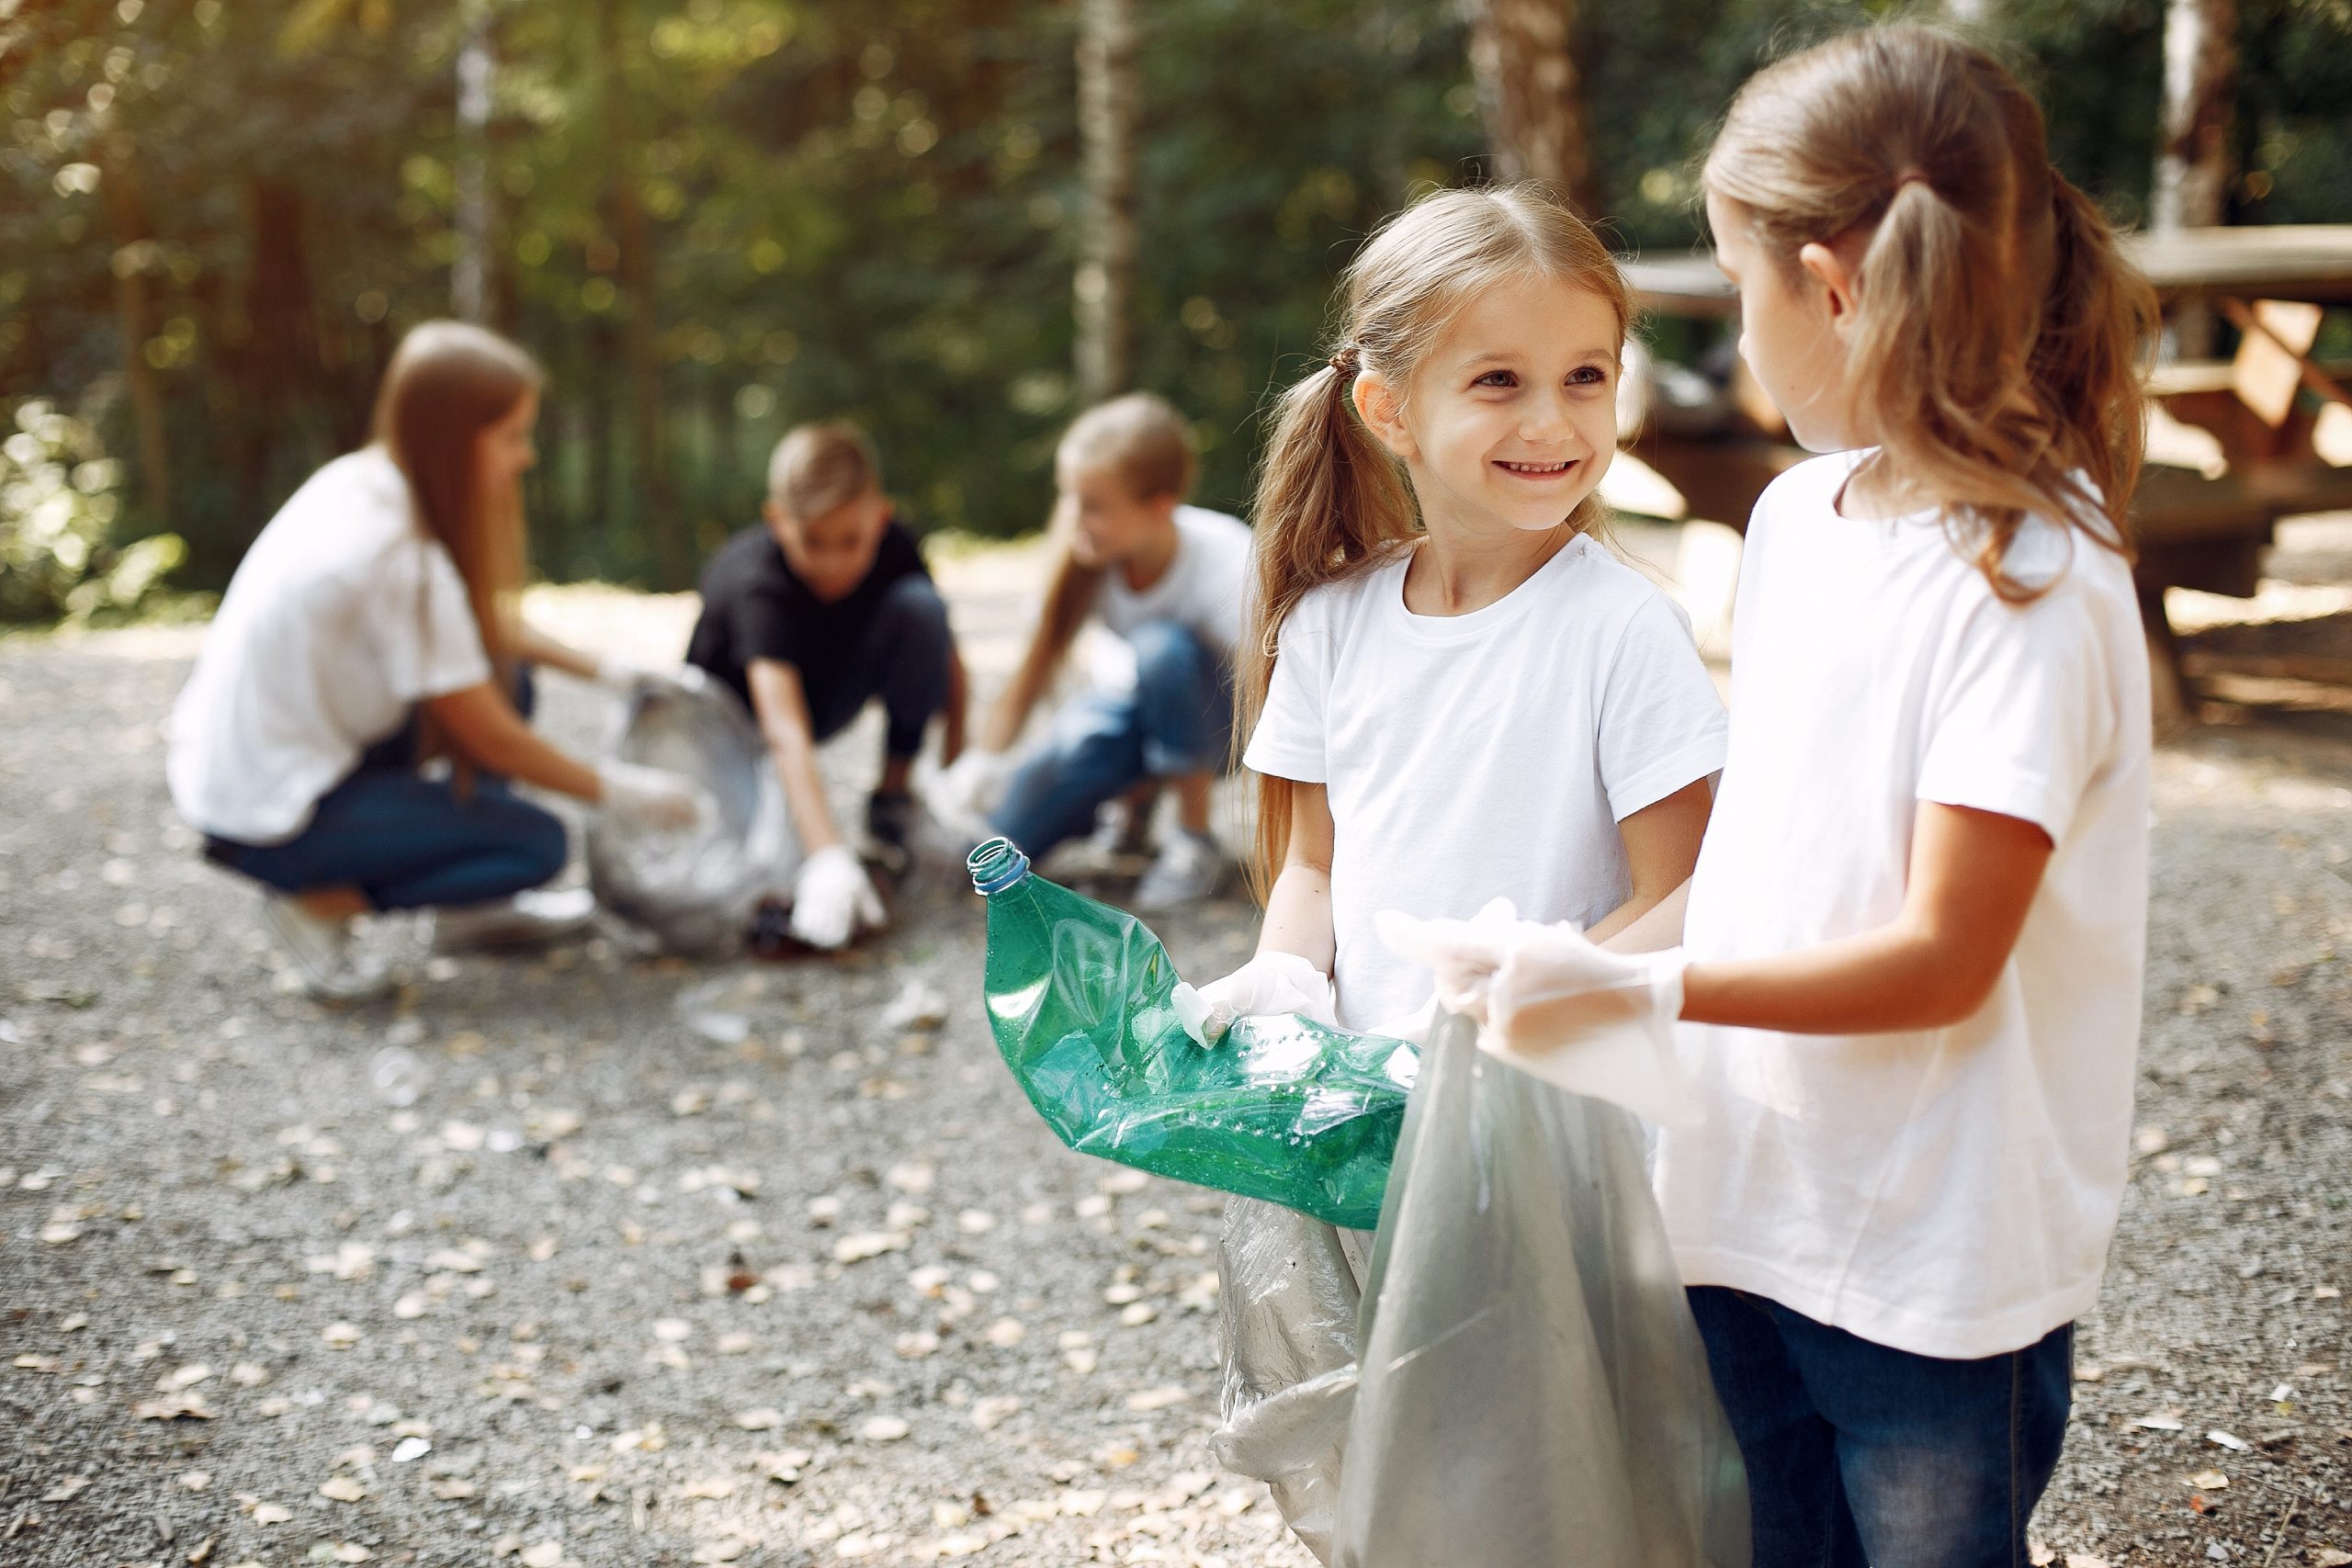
[204,671,568,911]
[990,620,1232,859]
[1686,1287,2073,1568]
[803,576,954,761]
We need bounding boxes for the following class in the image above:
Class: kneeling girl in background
[168,321,705,1001]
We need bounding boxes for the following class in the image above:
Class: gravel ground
[3,552,2349,1568]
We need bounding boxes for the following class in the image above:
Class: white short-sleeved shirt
[1244,533,1728,1031]
[1096,504,1252,660]
[167,446,492,844]
[1655,450,2152,1360]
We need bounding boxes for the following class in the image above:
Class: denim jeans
[802,575,954,760]
[1685,1287,2073,1568]
[990,620,1233,859]
[204,669,568,911]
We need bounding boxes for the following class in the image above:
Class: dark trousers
[1686,1286,2074,1568]
[204,670,568,912]
[801,576,954,761]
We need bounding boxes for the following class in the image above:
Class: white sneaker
[1133,829,1224,911]
[431,886,599,953]
[262,896,394,1002]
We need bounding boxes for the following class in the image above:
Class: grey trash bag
[585,681,800,955]
[1216,1010,1749,1568]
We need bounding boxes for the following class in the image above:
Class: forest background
[2,0,2349,609]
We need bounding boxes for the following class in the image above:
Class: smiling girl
[1190,185,1727,1042]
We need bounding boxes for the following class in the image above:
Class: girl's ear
[1352,371,1416,460]
[1796,242,1862,339]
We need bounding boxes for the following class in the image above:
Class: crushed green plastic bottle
[968,837,1415,1230]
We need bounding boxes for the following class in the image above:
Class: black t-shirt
[685,519,931,709]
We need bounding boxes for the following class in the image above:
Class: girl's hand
[596,761,710,831]
[1378,900,1694,1126]
[1173,951,1337,1045]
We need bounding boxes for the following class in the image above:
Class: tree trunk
[1073,0,1137,407]
[602,0,677,585]
[451,0,495,323]
[2154,0,2236,355]
[1460,0,1600,218]
[101,129,172,534]
[2154,0,2235,232]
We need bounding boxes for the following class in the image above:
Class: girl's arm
[1681,802,2049,1033]
[503,619,601,682]
[941,638,969,766]
[424,682,602,801]
[1256,781,1337,973]
[1582,778,1712,944]
[981,500,1098,752]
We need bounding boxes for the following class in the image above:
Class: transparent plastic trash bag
[967,839,1416,1231]
[1217,1010,1750,1568]
[586,679,799,955]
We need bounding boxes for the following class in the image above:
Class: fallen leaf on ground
[859,1415,910,1441]
[250,1502,292,1526]
[320,1474,367,1502]
[732,1407,784,1431]
[833,1230,909,1263]
[2187,1469,2229,1489]
[972,1396,1021,1432]
[322,1322,361,1348]
[1125,1385,1191,1412]
[691,1540,749,1564]
[2207,1429,2251,1451]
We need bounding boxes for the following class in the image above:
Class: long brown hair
[369,320,541,671]
[1239,185,1631,898]
[1702,25,2158,600]
[996,393,1198,743]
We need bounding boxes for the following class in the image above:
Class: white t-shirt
[1244,533,1728,1031]
[1096,504,1252,659]
[1654,451,2151,1360]
[167,446,493,844]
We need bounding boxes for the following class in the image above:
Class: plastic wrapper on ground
[1217,1010,1751,1568]
[586,682,800,955]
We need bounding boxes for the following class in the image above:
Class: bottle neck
[967,837,1032,896]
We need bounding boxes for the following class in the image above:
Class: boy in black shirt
[686,423,966,947]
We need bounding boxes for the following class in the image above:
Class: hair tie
[1893,168,1930,196]
[1328,345,1361,378]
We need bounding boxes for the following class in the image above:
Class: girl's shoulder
[1283,547,1410,630]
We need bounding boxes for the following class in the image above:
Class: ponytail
[1238,353,1418,900]
[1236,186,1629,901]
[1705,25,2159,603]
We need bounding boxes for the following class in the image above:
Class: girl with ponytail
[1405,28,2162,1563]
[1190,182,1726,1039]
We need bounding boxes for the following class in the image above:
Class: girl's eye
[1567,367,1610,387]
[1473,370,1517,389]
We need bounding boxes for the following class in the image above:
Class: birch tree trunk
[603,0,677,585]
[103,130,172,533]
[452,0,494,324]
[2154,0,2236,355]
[1460,0,1600,218]
[1073,0,1137,407]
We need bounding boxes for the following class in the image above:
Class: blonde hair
[1238,184,1631,899]
[1001,393,1199,732]
[767,422,881,520]
[1703,25,2158,600]
[370,319,540,671]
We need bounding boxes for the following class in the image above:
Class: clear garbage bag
[1217,1010,1750,1568]
[586,681,800,955]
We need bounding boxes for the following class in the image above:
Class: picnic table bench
[1616,225,2352,721]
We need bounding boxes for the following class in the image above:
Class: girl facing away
[1413,27,2161,1565]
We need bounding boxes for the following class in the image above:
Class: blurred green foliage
[0,399,185,624]
[0,0,2346,598]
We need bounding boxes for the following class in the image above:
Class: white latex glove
[922,749,1016,844]
[1376,898,1695,1128]
[789,844,886,951]
[1173,950,1338,1046]
[935,749,1015,817]
[596,760,708,831]
[594,650,708,697]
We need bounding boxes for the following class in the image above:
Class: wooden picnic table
[1616,225,2352,722]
